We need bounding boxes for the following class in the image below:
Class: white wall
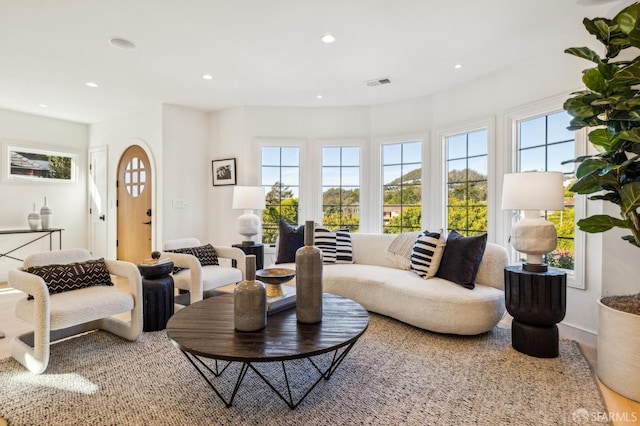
[161,104,210,244]
[0,108,88,281]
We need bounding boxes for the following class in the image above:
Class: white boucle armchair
[9,249,143,374]
[162,238,245,304]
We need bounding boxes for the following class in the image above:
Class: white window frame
[436,116,496,242]
[255,137,307,247]
[504,96,586,289]
[315,138,365,230]
[374,134,427,233]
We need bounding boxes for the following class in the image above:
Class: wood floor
[1,281,638,424]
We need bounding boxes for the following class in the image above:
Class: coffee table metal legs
[180,340,358,409]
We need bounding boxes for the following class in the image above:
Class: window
[261,147,300,244]
[123,157,146,198]
[322,146,360,231]
[382,141,422,234]
[445,129,488,236]
[517,110,575,270]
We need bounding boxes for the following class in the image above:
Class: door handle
[143,221,152,225]
[99,214,106,221]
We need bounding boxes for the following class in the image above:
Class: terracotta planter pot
[597,299,640,402]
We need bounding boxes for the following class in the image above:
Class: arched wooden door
[117,145,152,264]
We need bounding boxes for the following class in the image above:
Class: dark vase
[234,255,267,331]
[295,220,323,323]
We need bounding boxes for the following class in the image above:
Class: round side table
[504,265,567,358]
[138,261,175,332]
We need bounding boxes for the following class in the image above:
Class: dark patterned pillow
[25,258,113,297]
[165,243,218,273]
[435,231,487,289]
[410,229,446,279]
[276,220,305,264]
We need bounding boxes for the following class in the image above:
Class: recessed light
[317,94,323,99]
[38,103,49,108]
[454,64,462,69]
[109,38,136,50]
[321,33,336,44]
[85,81,99,88]
[202,74,213,80]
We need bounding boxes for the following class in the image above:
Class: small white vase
[28,203,40,231]
[40,197,52,229]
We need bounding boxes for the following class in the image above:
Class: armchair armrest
[103,259,143,303]
[214,246,246,279]
[9,268,49,300]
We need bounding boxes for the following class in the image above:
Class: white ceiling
[0,0,630,124]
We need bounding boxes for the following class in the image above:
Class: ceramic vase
[295,220,323,323]
[40,196,52,230]
[27,203,40,231]
[234,255,267,332]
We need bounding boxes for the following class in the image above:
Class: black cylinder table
[138,261,175,332]
[504,265,567,358]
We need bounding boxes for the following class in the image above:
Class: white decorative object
[232,186,266,245]
[40,197,52,229]
[501,172,564,272]
[28,203,40,231]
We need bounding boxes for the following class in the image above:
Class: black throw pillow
[276,220,305,264]
[435,231,487,289]
[25,258,113,299]
[165,243,219,273]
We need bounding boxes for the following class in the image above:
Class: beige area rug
[0,314,608,425]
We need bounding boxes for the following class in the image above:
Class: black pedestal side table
[504,266,567,358]
[138,262,175,332]
[233,243,264,270]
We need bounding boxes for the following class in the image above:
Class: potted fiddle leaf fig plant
[563,2,640,402]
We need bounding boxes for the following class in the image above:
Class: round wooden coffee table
[167,292,369,409]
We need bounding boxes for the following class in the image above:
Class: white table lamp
[232,186,266,245]
[501,172,564,272]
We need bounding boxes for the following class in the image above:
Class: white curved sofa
[277,233,508,335]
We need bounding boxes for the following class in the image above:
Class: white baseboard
[559,321,597,348]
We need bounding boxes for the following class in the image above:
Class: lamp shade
[501,172,564,211]
[232,186,266,211]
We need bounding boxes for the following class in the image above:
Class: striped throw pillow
[410,230,446,279]
[314,224,354,264]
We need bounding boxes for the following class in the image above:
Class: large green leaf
[584,17,611,45]
[564,96,599,119]
[583,68,608,93]
[616,3,640,47]
[619,128,640,142]
[577,215,632,232]
[571,165,618,194]
[613,61,640,85]
[620,181,640,214]
[588,128,619,150]
[564,47,602,64]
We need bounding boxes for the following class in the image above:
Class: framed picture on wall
[212,158,236,186]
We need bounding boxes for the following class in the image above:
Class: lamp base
[522,262,548,273]
[241,240,256,246]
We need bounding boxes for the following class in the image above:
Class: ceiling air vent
[365,77,392,87]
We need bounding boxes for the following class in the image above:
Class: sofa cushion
[436,231,487,289]
[314,224,354,264]
[24,258,113,296]
[276,220,305,264]
[410,230,446,279]
[165,243,218,273]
